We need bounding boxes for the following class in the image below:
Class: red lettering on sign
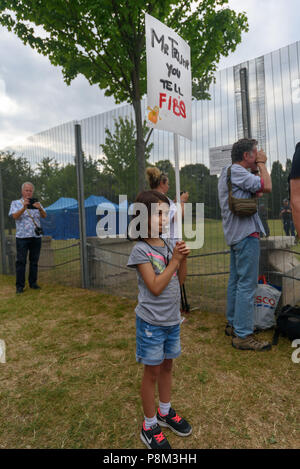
[180,100,186,118]
[173,98,181,116]
[159,93,167,108]
[159,93,187,119]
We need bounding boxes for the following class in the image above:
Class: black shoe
[157,407,192,437]
[16,287,24,294]
[140,422,171,449]
[30,284,41,290]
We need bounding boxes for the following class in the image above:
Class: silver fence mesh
[1,40,300,312]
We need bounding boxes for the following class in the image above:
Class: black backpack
[272,305,300,345]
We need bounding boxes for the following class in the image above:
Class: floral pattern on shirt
[9,199,43,238]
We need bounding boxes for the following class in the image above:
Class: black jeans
[16,237,42,289]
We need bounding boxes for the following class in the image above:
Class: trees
[0,151,34,232]
[100,117,153,202]
[180,163,220,218]
[0,1,248,191]
[266,159,292,219]
[36,157,61,206]
[33,154,105,205]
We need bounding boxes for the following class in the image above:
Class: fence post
[240,67,252,138]
[0,165,7,275]
[74,123,90,289]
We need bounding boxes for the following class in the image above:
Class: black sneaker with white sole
[157,407,192,437]
[140,421,171,449]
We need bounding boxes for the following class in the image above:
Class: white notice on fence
[209,145,232,175]
[145,13,192,140]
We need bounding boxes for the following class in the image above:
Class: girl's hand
[176,241,190,257]
[172,243,185,263]
[180,192,189,203]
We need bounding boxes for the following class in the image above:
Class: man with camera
[9,182,46,294]
[218,139,272,351]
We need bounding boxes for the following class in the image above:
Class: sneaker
[140,422,171,449]
[16,287,24,294]
[30,284,41,290]
[232,334,272,351]
[157,407,192,437]
[225,322,235,337]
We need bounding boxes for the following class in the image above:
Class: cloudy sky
[0,0,299,149]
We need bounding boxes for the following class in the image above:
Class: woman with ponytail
[145,167,188,240]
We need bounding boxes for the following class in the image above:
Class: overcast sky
[0,0,299,149]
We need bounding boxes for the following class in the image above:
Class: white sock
[144,415,157,429]
[159,401,171,416]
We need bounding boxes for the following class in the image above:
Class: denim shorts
[136,315,181,366]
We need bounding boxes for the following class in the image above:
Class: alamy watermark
[0,340,6,364]
[291,339,300,364]
[95,195,204,249]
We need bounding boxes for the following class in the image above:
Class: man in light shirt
[218,139,272,351]
[9,182,46,294]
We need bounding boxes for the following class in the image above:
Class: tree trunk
[132,98,146,193]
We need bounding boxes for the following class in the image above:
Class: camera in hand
[27,198,39,209]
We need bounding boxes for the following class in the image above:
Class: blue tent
[46,197,78,211]
[42,195,128,240]
[67,195,118,238]
[41,197,78,240]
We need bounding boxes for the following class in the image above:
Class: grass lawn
[0,275,298,449]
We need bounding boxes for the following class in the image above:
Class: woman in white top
[145,167,188,241]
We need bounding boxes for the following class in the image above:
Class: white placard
[145,13,192,140]
[209,145,232,175]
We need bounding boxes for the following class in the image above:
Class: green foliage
[100,117,153,202]
[0,151,112,229]
[0,1,248,102]
[36,157,61,206]
[180,163,220,218]
[0,151,34,233]
[264,159,292,219]
[0,1,248,191]
[1,150,294,226]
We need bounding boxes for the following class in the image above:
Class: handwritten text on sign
[145,13,192,140]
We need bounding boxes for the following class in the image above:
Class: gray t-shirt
[127,239,181,326]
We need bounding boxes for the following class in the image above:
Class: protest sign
[145,13,192,140]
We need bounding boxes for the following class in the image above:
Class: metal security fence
[1,40,300,312]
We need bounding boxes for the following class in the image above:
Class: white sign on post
[145,13,192,141]
[209,145,233,175]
